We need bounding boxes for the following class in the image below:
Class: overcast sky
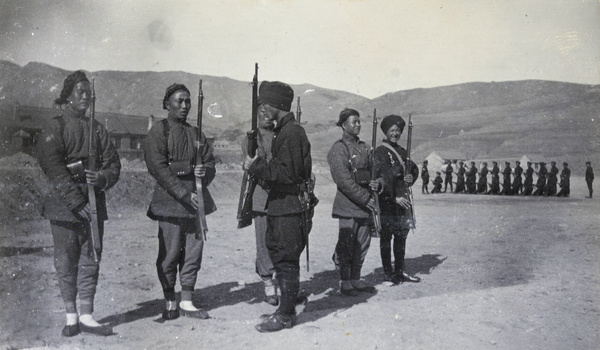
[1,0,599,98]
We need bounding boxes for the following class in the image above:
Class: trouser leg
[255,214,275,279]
[335,218,356,281]
[351,219,371,280]
[379,218,393,276]
[78,220,103,314]
[179,219,204,293]
[156,219,185,300]
[267,215,305,316]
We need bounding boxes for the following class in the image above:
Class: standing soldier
[244,81,312,332]
[488,161,501,195]
[374,115,420,284]
[454,161,466,194]
[36,70,120,336]
[145,83,217,321]
[421,160,430,194]
[466,161,478,194]
[327,108,378,296]
[477,162,488,194]
[533,162,547,196]
[546,161,559,196]
[443,161,454,193]
[556,162,571,197]
[501,162,513,195]
[512,161,523,195]
[242,107,278,305]
[523,161,534,195]
[585,161,594,198]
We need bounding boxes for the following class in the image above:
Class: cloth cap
[259,81,294,112]
[586,161,591,165]
[163,83,190,110]
[337,108,359,127]
[380,114,405,134]
[563,162,568,166]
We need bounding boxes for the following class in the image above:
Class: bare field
[0,171,599,350]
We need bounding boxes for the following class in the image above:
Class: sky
[1,0,599,99]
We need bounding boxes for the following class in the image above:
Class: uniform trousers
[51,220,103,314]
[380,215,410,277]
[266,214,306,315]
[335,217,371,281]
[254,213,275,279]
[156,218,204,300]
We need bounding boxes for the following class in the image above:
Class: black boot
[394,237,421,283]
[256,278,298,332]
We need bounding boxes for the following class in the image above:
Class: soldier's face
[67,81,91,113]
[166,90,191,120]
[342,115,361,136]
[385,124,402,144]
[258,104,274,130]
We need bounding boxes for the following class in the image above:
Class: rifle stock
[371,109,382,237]
[237,63,259,229]
[196,80,208,240]
[88,79,101,262]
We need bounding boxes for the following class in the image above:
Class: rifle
[370,109,382,237]
[88,79,101,262]
[236,63,259,229]
[296,96,307,125]
[406,113,417,231]
[195,80,208,240]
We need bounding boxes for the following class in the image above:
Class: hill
[1,61,599,167]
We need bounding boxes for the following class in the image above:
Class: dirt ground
[0,170,599,350]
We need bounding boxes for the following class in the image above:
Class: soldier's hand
[395,196,412,209]
[243,155,258,170]
[366,197,376,211]
[194,164,207,178]
[75,203,91,222]
[369,179,380,192]
[404,174,414,184]
[181,192,199,210]
[85,170,107,188]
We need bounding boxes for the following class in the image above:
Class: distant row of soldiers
[421,160,595,198]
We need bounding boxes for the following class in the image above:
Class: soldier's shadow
[99,254,445,328]
[296,253,446,325]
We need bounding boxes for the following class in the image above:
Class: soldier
[512,161,523,195]
[432,171,443,193]
[465,161,478,194]
[36,70,121,336]
[546,161,559,196]
[533,162,547,196]
[443,160,454,193]
[244,81,312,332]
[145,83,217,321]
[523,161,535,195]
[454,161,466,194]
[327,108,378,296]
[374,114,420,284]
[421,160,430,194]
[477,162,488,194]
[488,161,500,195]
[556,162,571,197]
[501,162,513,195]
[585,161,594,198]
[241,106,278,305]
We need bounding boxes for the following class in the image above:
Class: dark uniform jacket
[327,133,372,219]
[374,140,418,217]
[248,113,312,216]
[37,111,121,222]
[586,166,594,182]
[421,165,430,183]
[242,127,274,214]
[144,117,216,219]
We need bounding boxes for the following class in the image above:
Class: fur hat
[55,70,90,105]
[259,81,294,112]
[337,108,359,127]
[380,115,405,134]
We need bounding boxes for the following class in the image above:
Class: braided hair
[162,83,190,110]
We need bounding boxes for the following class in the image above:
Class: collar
[342,133,360,143]
[274,112,295,132]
